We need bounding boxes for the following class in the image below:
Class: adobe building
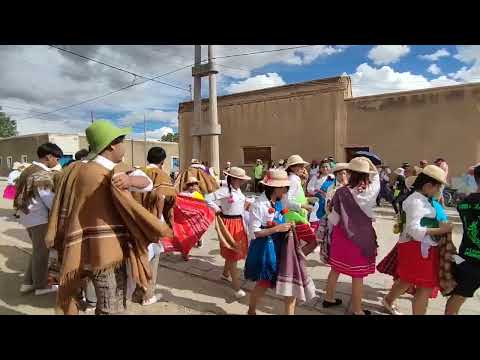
[0,133,179,176]
[178,76,480,179]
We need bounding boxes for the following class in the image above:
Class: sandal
[382,297,403,315]
[322,298,343,308]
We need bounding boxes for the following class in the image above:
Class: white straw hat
[394,167,405,176]
[421,165,447,184]
[191,159,201,165]
[260,169,290,187]
[12,162,22,170]
[405,175,417,190]
[348,157,376,174]
[223,166,251,181]
[333,162,349,173]
[285,154,309,169]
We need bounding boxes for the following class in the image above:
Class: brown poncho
[174,167,219,195]
[45,160,173,315]
[14,163,55,214]
[131,166,176,227]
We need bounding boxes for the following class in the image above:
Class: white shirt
[399,191,438,257]
[307,174,333,195]
[249,193,278,240]
[93,155,153,193]
[7,170,21,185]
[327,173,380,226]
[286,173,303,212]
[205,186,247,216]
[19,161,55,228]
[309,167,319,179]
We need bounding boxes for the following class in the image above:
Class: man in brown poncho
[15,142,64,296]
[131,146,176,306]
[46,120,172,315]
[174,158,219,195]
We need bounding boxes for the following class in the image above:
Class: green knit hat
[86,120,132,160]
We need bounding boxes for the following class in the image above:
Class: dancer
[323,157,380,315]
[206,167,251,299]
[382,165,452,315]
[14,143,63,296]
[46,120,173,315]
[245,169,316,315]
[175,159,219,195]
[308,160,335,232]
[444,165,480,315]
[3,162,27,218]
[284,154,313,224]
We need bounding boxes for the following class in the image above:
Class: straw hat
[420,165,447,184]
[260,169,290,187]
[12,162,22,170]
[333,162,349,173]
[285,154,309,169]
[405,176,417,190]
[394,167,405,176]
[191,159,201,165]
[185,176,199,185]
[224,166,251,181]
[256,159,263,164]
[348,157,376,174]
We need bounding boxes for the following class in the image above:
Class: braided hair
[227,175,233,196]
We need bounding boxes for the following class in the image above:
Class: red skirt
[397,240,439,289]
[221,216,248,261]
[2,185,16,200]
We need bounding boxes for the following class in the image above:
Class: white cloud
[419,48,450,61]
[427,63,442,75]
[454,45,480,63]
[135,126,174,140]
[348,63,459,97]
[118,109,178,127]
[225,73,286,94]
[367,45,410,65]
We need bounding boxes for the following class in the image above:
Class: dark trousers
[377,181,398,213]
[87,263,127,315]
[24,224,49,289]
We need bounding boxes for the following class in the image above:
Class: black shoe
[352,310,371,315]
[322,298,343,308]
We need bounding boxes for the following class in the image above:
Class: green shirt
[254,165,264,179]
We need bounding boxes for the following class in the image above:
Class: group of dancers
[6,119,480,315]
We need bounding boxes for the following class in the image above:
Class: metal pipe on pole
[206,45,220,174]
[192,45,202,161]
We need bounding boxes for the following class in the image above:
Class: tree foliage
[161,132,179,142]
[0,108,18,138]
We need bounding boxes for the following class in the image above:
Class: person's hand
[274,223,292,233]
[439,222,453,234]
[112,173,131,190]
[302,203,314,212]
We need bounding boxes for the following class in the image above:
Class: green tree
[161,132,179,142]
[0,108,18,138]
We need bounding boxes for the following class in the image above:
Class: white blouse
[249,193,278,240]
[286,173,303,212]
[307,174,332,195]
[399,191,438,257]
[205,186,247,216]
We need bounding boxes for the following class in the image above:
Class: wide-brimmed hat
[394,167,405,176]
[224,166,251,181]
[191,159,201,165]
[420,165,447,184]
[405,175,417,190]
[185,176,199,185]
[285,154,309,169]
[12,162,22,170]
[86,120,131,160]
[333,162,349,173]
[256,159,263,164]
[260,169,290,187]
[348,157,376,174]
[278,159,285,165]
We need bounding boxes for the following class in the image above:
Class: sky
[1,45,479,140]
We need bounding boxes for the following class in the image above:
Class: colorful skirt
[2,185,16,200]
[244,234,282,285]
[220,215,248,261]
[397,240,440,289]
[329,224,376,278]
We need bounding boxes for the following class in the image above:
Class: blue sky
[1,45,479,137]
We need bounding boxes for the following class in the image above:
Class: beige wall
[179,77,351,174]
[346,84,480,178]
[79,136,179,174]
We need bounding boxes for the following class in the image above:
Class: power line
[208,45,315,60]
[49,45,191,93]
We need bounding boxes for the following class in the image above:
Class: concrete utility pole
[91,111,94,123]
[205,45,220,174]
[191,45,202,160]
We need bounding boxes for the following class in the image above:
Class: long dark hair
[227,175,233,196]
[348,171,370,189]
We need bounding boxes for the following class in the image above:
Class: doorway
[345,146,370,162]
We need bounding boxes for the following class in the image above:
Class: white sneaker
[20,284,35,294]
[382,297,403,315]
[34,285,59,296]
[234,289,246,299]
[142,295,158,306]
[221,274,231,282]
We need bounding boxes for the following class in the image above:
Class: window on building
[171,156,180,173]
[7,156,13,169]
[243,146,272,165]
[21,155,28,163]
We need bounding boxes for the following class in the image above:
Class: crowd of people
[4,119,480,315]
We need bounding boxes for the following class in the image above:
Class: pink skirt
[328,224,376,278]
[2,185,16,200]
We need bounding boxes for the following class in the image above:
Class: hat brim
[259,179,291,187]
[86,127,132,160]
[286,161,309,169]
[348,166,376,175]
[223,170,251,181]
